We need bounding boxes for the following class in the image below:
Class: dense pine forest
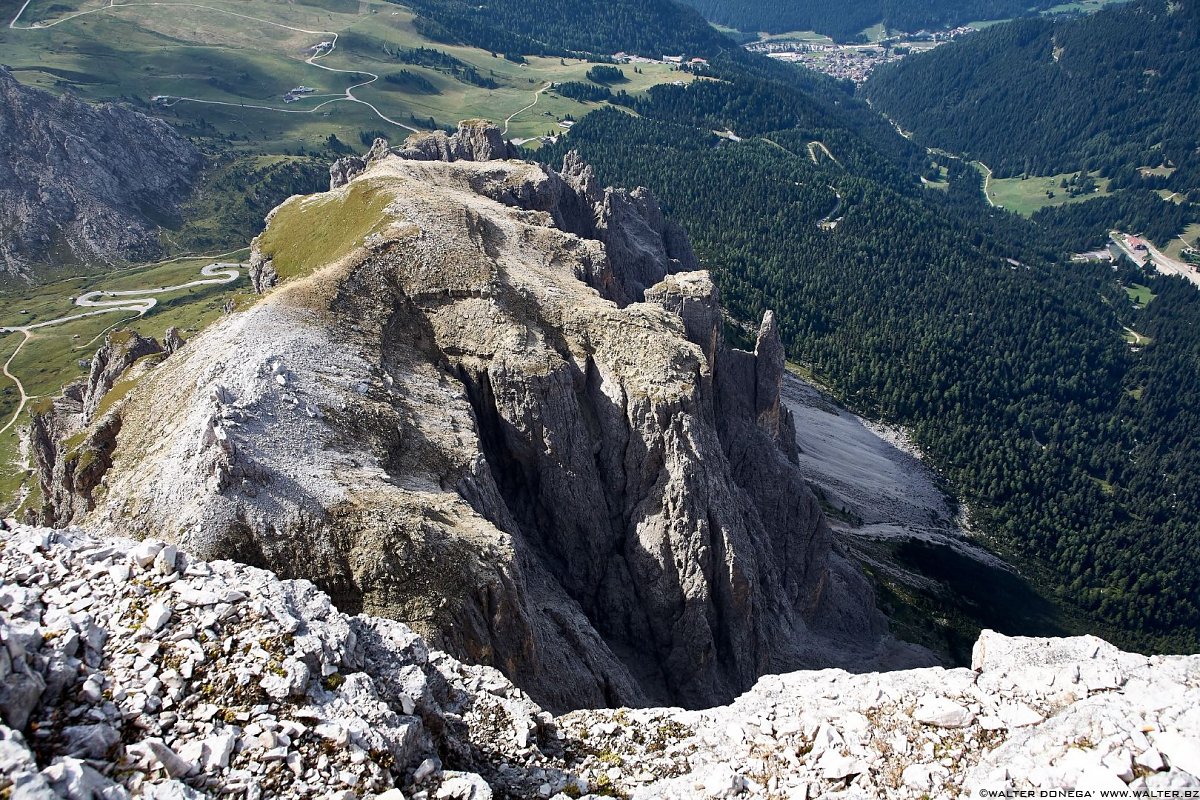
[677,0,1069,40]
[542,65,1200,652]
[864,0,1200,190]
[389,0,736,57]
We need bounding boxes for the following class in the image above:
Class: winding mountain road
[9,1,419,132]
[0,262,242,435]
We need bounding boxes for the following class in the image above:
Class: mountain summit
[26,126,930,711]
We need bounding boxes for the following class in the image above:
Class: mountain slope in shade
[0,68,202,275]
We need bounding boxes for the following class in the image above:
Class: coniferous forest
[676,0,1070,41]
[864,0,1200,191]
[388,0,735,58]
[541,59,1200,652]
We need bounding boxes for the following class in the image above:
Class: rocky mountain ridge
[3,523,1198,800]
[0,68,201,276]
[24,127,929,713]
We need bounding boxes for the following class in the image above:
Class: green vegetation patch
[255,180,395,280]
[986,171,1112,217]
[1124,283,1156,307]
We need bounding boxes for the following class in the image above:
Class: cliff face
[0,69,202,275]
[29,133,927,712]
[2,524,1197,800]
[28,332,167,528]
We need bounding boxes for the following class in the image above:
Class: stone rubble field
[2,523,1199,800]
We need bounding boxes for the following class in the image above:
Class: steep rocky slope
[25,128,930,713]
[0,68,202,276]
[3,524,1198,800]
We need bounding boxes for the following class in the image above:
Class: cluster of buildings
[761,45,901,84]
[610,52,708,68]
[746,26,975,84]
[283,86,315,104]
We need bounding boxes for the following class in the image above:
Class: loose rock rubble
[0,524,557,800]
[3,523,1199,800]
[555,634,1200,799]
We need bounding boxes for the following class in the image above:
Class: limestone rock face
[246,248,278,293]
[0,524,554,799]
[329,137,392,190]
[394,120,519,163]
[0,68,202,275]
[163,328,186,355]
[2,526,1197,800]
[82,331,164,423]
[34,139,921,712]
[28,331,170,527]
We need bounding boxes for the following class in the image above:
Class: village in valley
[746,26,977,83]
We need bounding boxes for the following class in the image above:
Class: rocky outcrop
[163,327,186,355]
[328,136,392,190]
[0,524,556,800]
[29,331,166,527]
[557,628,1200,798]
[246,248,278,293]
[395,120,519,163]
[34,137,929,713]
[0,68,202,275]
[2,524,1197,800]
[81,331,164,423]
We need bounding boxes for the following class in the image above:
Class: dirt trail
[0,332,32,436]
[503,84,548,136]
[10,1,419,131]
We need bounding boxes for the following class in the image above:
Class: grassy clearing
[1140,165,1177,178]
[921,165,949,190]
[1124,283,1156,308]
[984,170,1112,217]
[756,29,835,44]
[1164,223,1200,261]
[1122,326,1152,346]
[858,22,887,42]
[255,179,394,279]
[1041,0,1132,13]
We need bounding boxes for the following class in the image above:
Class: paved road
[1111,231,1200,289]
[0,262,242,435]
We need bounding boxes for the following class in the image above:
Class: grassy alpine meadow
[983,169,1113,217]
[0,0,693,146]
